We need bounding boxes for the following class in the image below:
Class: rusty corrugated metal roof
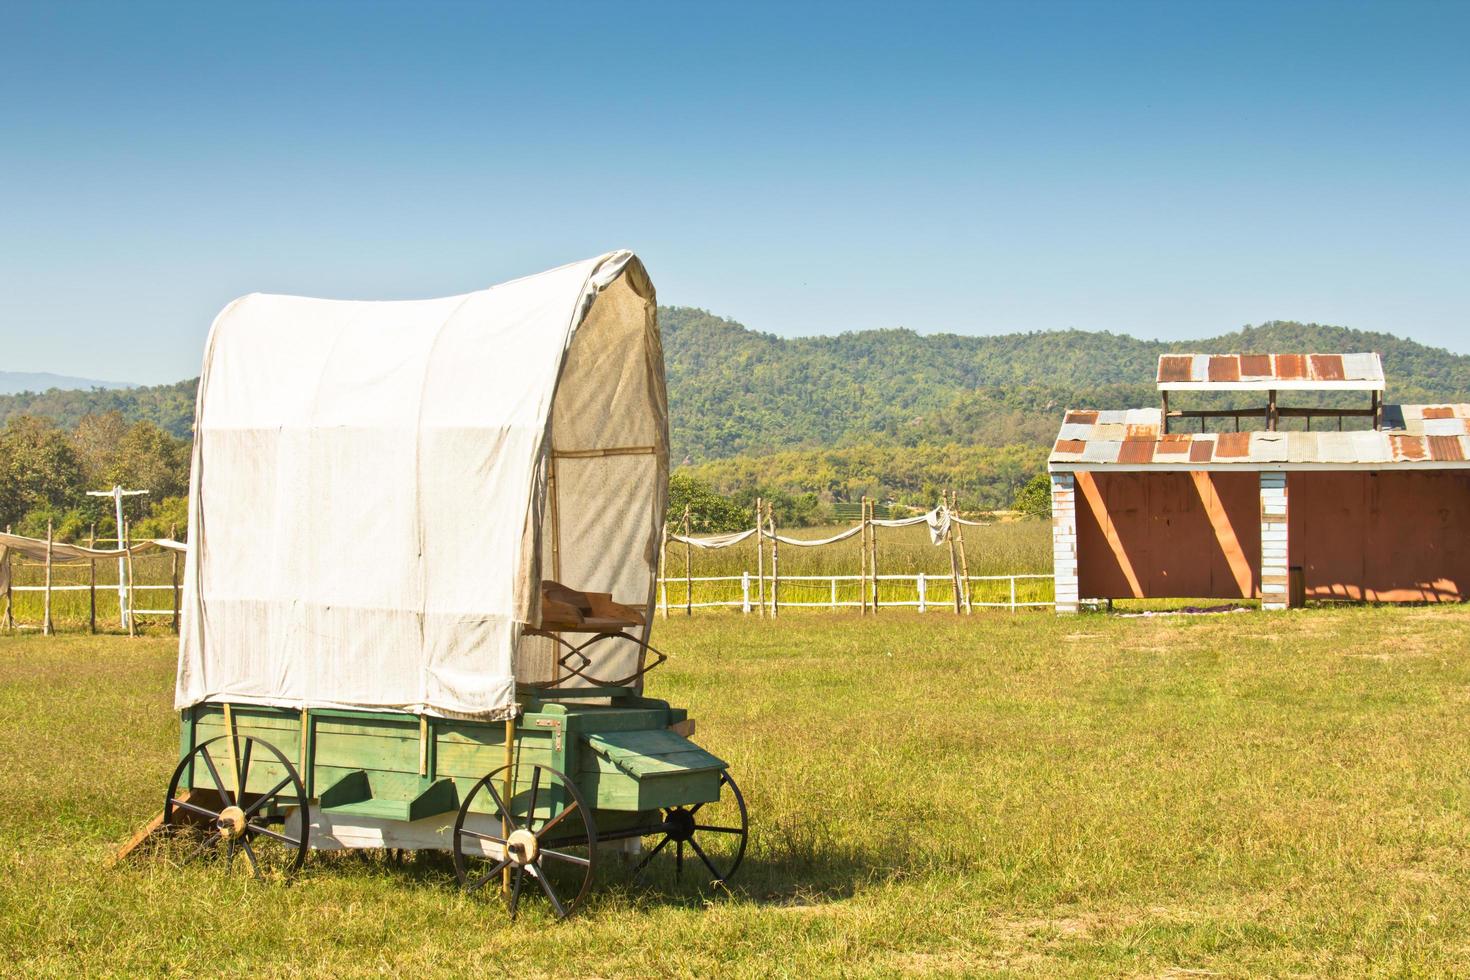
[1049,404,1470,470]
[1155,352,1385,391]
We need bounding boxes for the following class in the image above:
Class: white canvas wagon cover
[176,251,667,720]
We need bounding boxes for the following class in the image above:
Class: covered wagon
[160,251,748,918]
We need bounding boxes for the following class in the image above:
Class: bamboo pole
[42,519,54,636]
[859,498,869,615]
[683,504,692,616]
[952,490,973,614]
[3,524,12,632]
[755,496,766,619]
[769,500,779,619]
[88,523,97,634]
[170,524,181,635]
[946,493,962,614]
[124,520,137,638]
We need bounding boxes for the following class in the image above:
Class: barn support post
[87,523,97,634]
[42,519,54,636]
[1260,472,1290,611]
[1051,471,1079,614]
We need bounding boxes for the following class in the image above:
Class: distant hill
[0,379,196,437]
[6,310,1468,472]
[0,371,135,396]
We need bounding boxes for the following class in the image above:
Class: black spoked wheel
[453,762,598,921]
[634,769,748,887]
[164,734,309,879]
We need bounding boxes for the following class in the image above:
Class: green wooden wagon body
[167,678,749,917]
[178,692,725,833]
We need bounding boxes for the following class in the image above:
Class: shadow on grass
[128,840,890,916]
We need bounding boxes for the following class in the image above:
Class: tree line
[0,413,189,541]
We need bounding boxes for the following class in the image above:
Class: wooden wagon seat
[537,580,646,633]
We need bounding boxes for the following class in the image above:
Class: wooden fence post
[952,491,973,614]
[88,523,97,633]
[2,524,12,632]
[755,496,765,619]
[42,520,54,636]
[683,505,692,617]
[869,499,880,612]
[768,500,779,619]
[659,521,669,619]
[170,524,181,635]
[859,498,869,615]
[124,520,137,638]
[917,572,926,613]
[946,491,963,614]
[741,571,751,614]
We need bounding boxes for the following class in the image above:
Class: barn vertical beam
[1259,471,1289,611]
[1051,471,1079,614]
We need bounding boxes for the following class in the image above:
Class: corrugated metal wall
[1075,469,1470,603]
[1288,471,1470,602]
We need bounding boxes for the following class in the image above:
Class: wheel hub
[664,807,696,843]
[217,805,247,840]
[506,828,539,866]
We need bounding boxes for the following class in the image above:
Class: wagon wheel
[453,762,598,921]
[164,734,309,878]
[633,769,748,887]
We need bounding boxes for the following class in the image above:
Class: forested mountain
[661,308,1470,460]
[4,310,1467,515]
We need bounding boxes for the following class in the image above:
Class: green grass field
[4,607,1470,976]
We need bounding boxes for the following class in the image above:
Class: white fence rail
[659,572,1054,613]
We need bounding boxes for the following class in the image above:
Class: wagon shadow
[310,843,884,913]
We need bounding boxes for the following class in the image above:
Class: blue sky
[1,1,1466,385]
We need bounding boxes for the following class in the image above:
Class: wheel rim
[633,769,748,887]
[453,761,597,921]
[164,734,309,879]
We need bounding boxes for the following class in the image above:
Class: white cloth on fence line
[176,250,666,722]
[0,531,173,563]
[0,532,180,597]
[764,524,866,547]
[667,503,989,551]
[667,528,759,549]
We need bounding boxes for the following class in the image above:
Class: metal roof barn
[1047,354,1470,611]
